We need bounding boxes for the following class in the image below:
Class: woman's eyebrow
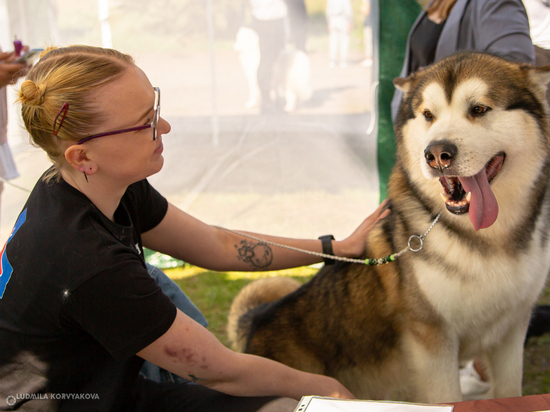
[137,104,154,122]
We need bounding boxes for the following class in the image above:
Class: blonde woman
[0,45,390,412]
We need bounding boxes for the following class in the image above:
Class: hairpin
[53,103,69,136]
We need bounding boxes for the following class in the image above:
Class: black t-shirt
[0,171,177,411]
[409,14,446,73]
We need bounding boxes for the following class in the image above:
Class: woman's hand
[309,375,355,400]
[0,52,28,87]
[334,199,390,258]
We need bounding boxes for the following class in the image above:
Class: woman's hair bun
[19,80,47,106]
[40,46,58,59]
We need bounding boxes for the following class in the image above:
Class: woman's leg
[133,376,299,412]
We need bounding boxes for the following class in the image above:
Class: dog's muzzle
[436,153,505,231]
[424,142,457,172]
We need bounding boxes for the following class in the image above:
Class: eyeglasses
[68,87,161,145]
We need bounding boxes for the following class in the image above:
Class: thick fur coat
[227,52,550,403]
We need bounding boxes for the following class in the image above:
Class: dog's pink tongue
[458,168,498,231]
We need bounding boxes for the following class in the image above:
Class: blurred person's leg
[361,25,373,66]
[340,31,350,68]
[328,26,338,67]
[253,17,285,113]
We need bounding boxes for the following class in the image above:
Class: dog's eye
[470,105,490,117]
[423,109,434,121]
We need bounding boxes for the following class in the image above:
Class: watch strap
[318,234,335,265]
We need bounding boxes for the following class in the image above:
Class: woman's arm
[476,0,535,64]
[137,310,355,399]
[141,200,389,271]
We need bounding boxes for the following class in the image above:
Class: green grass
[166,265,317,348]
[166,264,550,396]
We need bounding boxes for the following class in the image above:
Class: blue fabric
[140,263,208,383]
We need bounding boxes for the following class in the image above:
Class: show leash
[216,213,441,266]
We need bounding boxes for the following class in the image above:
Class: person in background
[360,0,373,67]
[284,0,308,52]
[391,0,534,122]
[249,0,288,113]
[523,0,550,102]
[0,45,391,411]
[326,0,353,68]
[0,49,27,230]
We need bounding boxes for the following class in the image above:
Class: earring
[83,170,89,183]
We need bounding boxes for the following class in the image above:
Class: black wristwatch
[318,234,335,265]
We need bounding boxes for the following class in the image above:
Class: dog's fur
[233,26,312,111]
[271,47,312,112]
[227,52,550,403]
[234,27,261,109]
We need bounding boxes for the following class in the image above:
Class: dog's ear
[531,65,550,87]
[393,77,411,93]
[523,65,550,99]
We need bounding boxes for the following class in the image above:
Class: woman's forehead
[93,66,154,115]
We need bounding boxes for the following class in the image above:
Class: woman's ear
[64,145,97,175]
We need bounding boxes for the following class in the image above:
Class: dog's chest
[410,234,550,333]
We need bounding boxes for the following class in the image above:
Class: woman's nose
[158,116,171,136]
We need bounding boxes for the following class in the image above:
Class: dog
[234,26,261,109]
[227,52,550,403]
[271,46,312,112]
[234,27,312,112]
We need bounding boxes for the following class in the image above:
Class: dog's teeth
[440,192,451,203]
[465,192,472,203]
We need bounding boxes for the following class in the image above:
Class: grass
[166,265,316,348]
[166,264,550,396]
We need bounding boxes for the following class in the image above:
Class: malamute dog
[227,52,550,403]
[234,26,312,112]
[271,47,313,112]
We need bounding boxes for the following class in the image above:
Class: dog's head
[394,52,550,231]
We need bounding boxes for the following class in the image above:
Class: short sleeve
[124,180,169,234]
[64,259,177,360]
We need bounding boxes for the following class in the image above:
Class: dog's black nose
[424,142,457,171]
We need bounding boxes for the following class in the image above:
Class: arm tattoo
[235,240,273,269]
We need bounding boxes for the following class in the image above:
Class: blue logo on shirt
[0,209,27,298]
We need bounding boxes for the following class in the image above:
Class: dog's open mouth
[439,153,505,231]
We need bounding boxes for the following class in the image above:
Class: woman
[0,45,389,411]
[391,0,535,122]
[0,49,27,230]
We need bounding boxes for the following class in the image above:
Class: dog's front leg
[486,312,530,398]
[402,328,462,403]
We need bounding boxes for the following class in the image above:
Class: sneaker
[459,360,491,400]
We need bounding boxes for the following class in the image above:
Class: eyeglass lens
[153,87,160,141]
